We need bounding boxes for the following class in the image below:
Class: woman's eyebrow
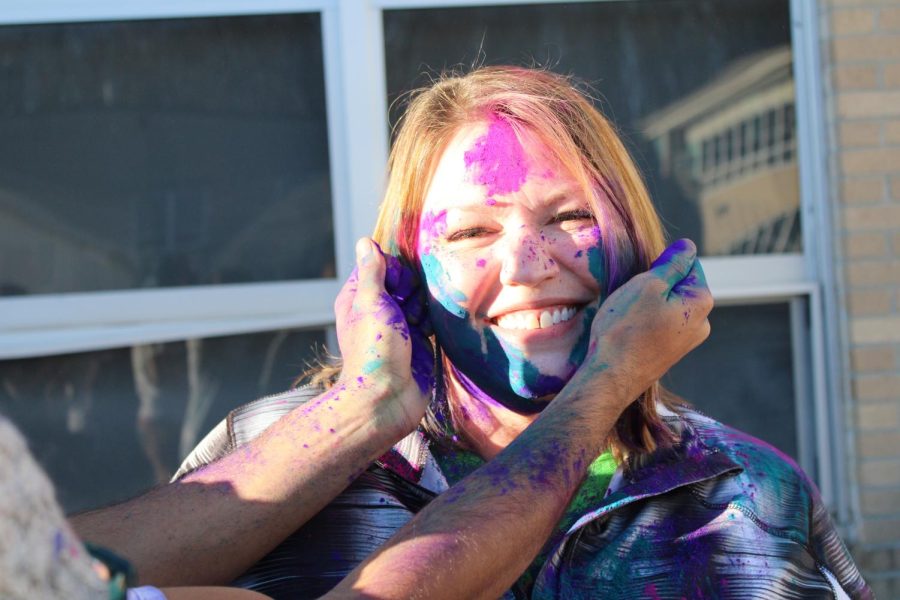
[452,200,513,211]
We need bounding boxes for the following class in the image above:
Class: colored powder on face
[566,306,597,367]
[485,198,497,206]
[418,209,449,256]
[420,253,468,318]
[476,258,487,268]
[463,115,528,197]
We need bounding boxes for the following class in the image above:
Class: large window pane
[0,14,334,297]
[0,328,326,513]
[384,0,799,257]
[663,303,798,461]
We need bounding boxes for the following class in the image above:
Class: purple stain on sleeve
[53,530,64,557]
[463,114,528,196]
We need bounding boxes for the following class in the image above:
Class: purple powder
[463,114,528,197]
[418,210,448,255]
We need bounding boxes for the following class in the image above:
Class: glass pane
[0,14,334,297]
[0,328,326,513]
[384,0,800,257]
[663,303,798,460]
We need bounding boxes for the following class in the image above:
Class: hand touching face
[418,117,603,412]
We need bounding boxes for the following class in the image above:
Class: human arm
[325,239,713,599]
[70,239,431,587]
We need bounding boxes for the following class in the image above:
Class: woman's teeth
[495,306,578,331]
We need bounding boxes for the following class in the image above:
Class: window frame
[0,0,851,536]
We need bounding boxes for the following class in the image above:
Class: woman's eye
[552,209,595,224]
[446,227,490,242]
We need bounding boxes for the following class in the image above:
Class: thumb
[354,237,387,299]
[649,239,697,291]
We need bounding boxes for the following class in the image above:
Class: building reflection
[642,45,800,255]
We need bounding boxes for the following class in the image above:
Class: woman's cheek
[568,225,604,289]
[420,250,468,318]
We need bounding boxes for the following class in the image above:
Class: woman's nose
[499,227,560,287]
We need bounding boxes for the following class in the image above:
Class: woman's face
[417,116,605,413]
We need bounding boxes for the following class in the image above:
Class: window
[1,328,326,512]
[0,14,333,296]
[0,0,846,530]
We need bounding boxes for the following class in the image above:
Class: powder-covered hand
[333,238,434,436]
[571,238,713,407]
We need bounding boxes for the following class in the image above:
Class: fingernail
[356,239,372,263]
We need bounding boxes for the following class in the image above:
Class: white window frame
[0,0,852,537]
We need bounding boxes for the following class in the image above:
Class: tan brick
[851,315,900,344]
[861,518,900,547]
[853,374,900,399]
[851,345,896,371]
[845,231,888,258]
[857,401,900,430]
[881,7,900,31]
[834,8,877,34]
[833,0,893,5]
[837,91,900,118]
[842,177,886,203]
[843,204,900,229]
[886,63,900,88]
[846,262,900,286]
[886,120,900,143]
[892,231,900,254]
[859,431,900,457]
[840,120,882,146]
[858,547,894,570]
[833,35,900,62]
[862,489,900,516]
[840,148,900,174]
[833,64,879,89]
[861,460,900,488]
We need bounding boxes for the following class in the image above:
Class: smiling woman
[376,69,675,455]
[73,66,869,600]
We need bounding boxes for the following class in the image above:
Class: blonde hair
[313,66,679,460]
[371,66,680,460]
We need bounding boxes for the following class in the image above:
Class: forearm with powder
[70,381,413,587]
[325,372,627,600]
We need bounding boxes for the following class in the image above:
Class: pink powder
[418,209,448,255]
[476,258,487,268]
[464,115,528,197]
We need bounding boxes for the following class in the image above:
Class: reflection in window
[0,328,326,513]
[0,14,334,297]
[384,0,799,256]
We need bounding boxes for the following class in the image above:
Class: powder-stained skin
[416,117,604,412]
[463,115,529,199]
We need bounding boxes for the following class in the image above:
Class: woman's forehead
[422,120,573,213]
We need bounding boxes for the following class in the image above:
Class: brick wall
[823,0,900,596]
